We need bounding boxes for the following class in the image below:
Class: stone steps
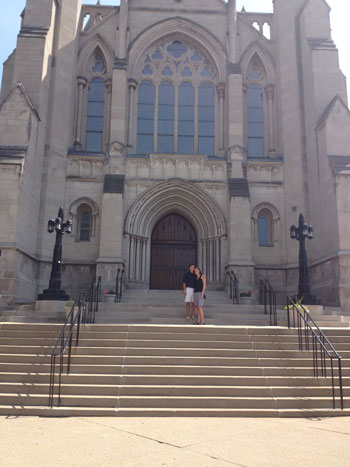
[0,323,348,416]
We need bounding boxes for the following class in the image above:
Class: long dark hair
[195,267,202,278]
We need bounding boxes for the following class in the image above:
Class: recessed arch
[78,33,114,78]
[69,197,99,217]
[125,180,227,285]
[124,180,227,239]
[240,41,275,85]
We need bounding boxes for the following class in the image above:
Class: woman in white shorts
[193,267,206,325]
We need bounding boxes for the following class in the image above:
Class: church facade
[1,0,350,308]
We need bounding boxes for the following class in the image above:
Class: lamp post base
[38,289,70,301]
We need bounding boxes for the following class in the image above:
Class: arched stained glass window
[158,82,174,153]
[258,209,273,246]
[86,78,105,152]
[78,205,92,241]
[247,84,264,158]
[198,83,215,156]
[137,80,155,153]
[136,40,217,155]
[178,82,194,154]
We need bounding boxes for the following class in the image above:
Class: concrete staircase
[95,289,350,328]
[0,302,65,323]
[0,322,349,417]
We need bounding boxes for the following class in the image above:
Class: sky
[0,0,349,95]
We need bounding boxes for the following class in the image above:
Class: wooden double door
[150,213,197,290]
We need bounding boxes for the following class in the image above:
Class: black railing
[227,270,240,304]
[286,296,344,410]
[260,279,277,326]
[114,268,124,303]
[84,276,101,323]
[48,276,101,407]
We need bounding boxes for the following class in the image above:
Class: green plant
[240,290,252,298]
[65,300,74,308]
[104,289,115,295]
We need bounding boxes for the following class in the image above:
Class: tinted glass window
[86,78,105,152]
[79,210,91,241]
[198,83,215,155]
[258,215,269,246]
[158,82,174,153]
[247,84,264,158]
[178,83,194,153]
[137,81,155,153]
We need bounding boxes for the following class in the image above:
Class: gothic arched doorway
[150,213,197,290]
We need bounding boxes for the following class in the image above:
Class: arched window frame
[131,39,221,156]
[242,51,276,158]
[251,203,280,247]
[69,198,99,242]
[74,39,113,153]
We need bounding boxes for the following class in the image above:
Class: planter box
[240,297,253,305]
[105,294,116,303]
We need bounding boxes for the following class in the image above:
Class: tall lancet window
[136,40,217,155]
[246,58,265,158]
[86,78,105,152]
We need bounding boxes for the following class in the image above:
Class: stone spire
[117,0,129,58]
[228,0,237,63]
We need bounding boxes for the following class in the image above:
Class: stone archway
[124,180,227,287]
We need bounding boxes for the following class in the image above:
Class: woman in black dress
[193,267,206,325]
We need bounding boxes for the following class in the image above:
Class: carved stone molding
[109,141,125,157]
[227,145,245,161]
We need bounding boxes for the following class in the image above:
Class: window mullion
[154,83,159,152]
[194,84,199,153]
[174,84,179,153]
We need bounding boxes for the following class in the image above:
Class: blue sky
[0,0,349,95]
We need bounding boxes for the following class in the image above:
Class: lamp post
[290,213,317,305]
[38,207,72,301]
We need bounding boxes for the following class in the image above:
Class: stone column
[135,238,140,281]
[127,79,137,148]
[265,84,276,156]
[110,65,128,147]
[105,79,112,148]
[154,83,159,152]
[142,238,147,281]
[117,0,128,59]
[201,239,207,275]
[194,85,199,153]
[97,176,125,290]
[227,195,255,291]
[227,67,244,178]
[74,77,87,149]
[227,0,237,63]
[217,83,225,152]
[128,235,135,280]
[215,238,221,281]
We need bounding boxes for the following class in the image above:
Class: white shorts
[184,287,194,303]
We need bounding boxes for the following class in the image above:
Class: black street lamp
[38,207,72,301]
[290,213,317,305]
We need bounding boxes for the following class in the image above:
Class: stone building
[0,0,349,308]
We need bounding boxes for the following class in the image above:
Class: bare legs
[197,306,204,324]
[186,302,195,319]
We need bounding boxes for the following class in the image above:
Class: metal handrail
[286,296,344,410]
[48,276,101,407]
[115,268,124,303]
[227,270,240,304]
[260,279,277,326]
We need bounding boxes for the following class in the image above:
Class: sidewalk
[1,416,350,466]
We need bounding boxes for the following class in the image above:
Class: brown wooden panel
[150,214,197,290]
